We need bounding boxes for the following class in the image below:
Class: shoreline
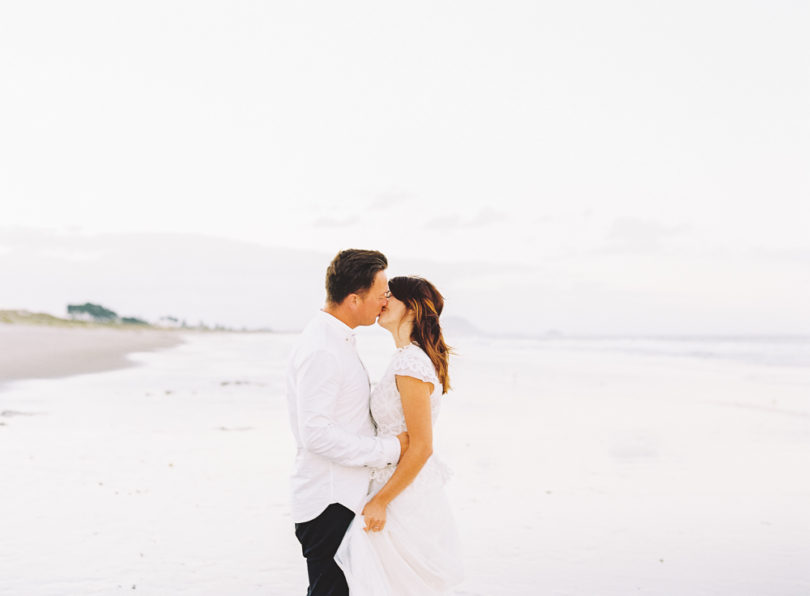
[0,323,186,389]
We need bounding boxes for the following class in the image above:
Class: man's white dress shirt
[286,311,401,523]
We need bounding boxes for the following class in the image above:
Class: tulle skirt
[335,457,464,595]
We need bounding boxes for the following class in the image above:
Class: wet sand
[0,323,184,388]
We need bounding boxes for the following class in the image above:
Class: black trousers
[294,503,355,596]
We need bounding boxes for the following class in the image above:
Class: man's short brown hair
[325,249,388,305]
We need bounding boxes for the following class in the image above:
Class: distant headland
[0,303,270,332]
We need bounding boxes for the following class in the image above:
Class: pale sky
[1,2,808,334]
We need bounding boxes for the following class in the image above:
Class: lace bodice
[371,344,442,437]
[369,343,452,487]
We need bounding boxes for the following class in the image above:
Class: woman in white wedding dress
[335,276,464,595]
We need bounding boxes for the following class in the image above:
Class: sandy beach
[0,323,184,388]
[1,328,809,595]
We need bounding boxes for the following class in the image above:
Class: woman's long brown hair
[388,276,452,394]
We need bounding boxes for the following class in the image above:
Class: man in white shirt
[287,249,408,596]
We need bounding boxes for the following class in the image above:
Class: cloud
[467,207,508,227]
[313,216,356,228]
[40,248,104,262]
[0,226,109,253]
[367,190,414,210]
[742,247,810,263]
[424,207,508,230]
[425,214,463,230]
[3,227,808,335]
[603,217,691,253]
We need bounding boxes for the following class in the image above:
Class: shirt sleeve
[295,349,401,468]
[392,347,439,386]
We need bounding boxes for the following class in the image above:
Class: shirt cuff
[384,435,401,465]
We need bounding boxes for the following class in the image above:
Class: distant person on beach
[286,250,463,595]
[286,249,408,595]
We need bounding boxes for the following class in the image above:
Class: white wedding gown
[335,343,464,595]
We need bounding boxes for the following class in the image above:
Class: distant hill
[441,315,485,337]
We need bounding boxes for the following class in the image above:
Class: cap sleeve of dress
[392,345,440,386]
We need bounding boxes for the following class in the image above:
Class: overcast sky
[1,1,808,334]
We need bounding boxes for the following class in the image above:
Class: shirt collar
[318,310,357,344]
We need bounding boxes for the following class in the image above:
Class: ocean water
[459,334,810,369]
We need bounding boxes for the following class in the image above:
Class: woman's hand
[361,497,388,533]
